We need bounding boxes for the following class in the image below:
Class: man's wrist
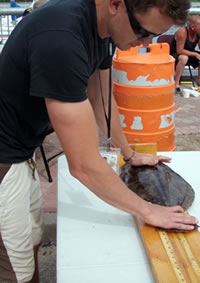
[123,151,136,163]
[140,201,152,221]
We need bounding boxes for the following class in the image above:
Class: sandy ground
[37,133,200,283]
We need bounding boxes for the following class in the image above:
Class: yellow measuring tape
[159,231,200,282]
[159,231,187,282]
[178,233,200,279]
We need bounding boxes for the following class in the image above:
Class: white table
[57,151,200,283]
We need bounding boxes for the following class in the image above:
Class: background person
[33,0,48,10]
[0,0,198,282]
[170,15,200,94]
[23,0,48,17]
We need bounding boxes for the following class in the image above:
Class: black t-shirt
[0,0,114,163]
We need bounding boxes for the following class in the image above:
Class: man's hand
[129,152,172,166]
[143,202,199,231]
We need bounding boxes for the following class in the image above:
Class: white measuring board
[57,151,200,283]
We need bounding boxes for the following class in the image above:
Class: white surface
[158,151,200,221]
[57,151,200,283]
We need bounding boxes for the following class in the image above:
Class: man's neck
[95,0,110,38]
[189,27,198,41]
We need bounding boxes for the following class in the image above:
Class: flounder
[120,162,196,232]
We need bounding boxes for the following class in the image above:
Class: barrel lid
[114,43,174,64]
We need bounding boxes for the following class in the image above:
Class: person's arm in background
[176,28,200,60]
[45,97,198,231]
[87,69,171,166]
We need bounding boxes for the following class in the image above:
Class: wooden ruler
[135,217,200,283]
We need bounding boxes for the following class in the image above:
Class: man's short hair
[126,0,191,26]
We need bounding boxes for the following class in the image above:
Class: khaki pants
[0,160,43,283]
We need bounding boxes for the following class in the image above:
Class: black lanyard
[98,66,112,150]
[98,42,113,150]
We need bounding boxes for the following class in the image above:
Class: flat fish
[120,162,196,232]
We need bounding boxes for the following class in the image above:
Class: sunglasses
[124,0,162,38]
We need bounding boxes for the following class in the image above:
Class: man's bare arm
[45,97,198,230]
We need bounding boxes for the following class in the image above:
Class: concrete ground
[38,213,56,283]
[35,90,200,283]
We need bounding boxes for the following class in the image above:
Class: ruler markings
[159,231,187,283]
[178,233,200,279]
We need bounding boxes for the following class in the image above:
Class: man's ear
[108,0,123,15]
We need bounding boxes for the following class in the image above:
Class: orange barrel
[113,43,175,151]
